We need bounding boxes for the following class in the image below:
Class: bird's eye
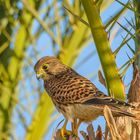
[42,64,48,70]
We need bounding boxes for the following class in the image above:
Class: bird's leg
[72,118,77,136]
[73,119,82,136]
[77,119,82,129]
[72,118,82,136]
[60,119,72,139]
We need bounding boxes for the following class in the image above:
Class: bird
[34,56,136,138]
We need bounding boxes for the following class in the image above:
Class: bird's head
[34,56,68,80]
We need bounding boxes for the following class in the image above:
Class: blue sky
[12,0,135,139]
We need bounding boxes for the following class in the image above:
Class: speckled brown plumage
[44,68,99,103]
[34,56,135,134]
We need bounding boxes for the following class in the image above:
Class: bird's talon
[60,128,72,140]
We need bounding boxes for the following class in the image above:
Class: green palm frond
[81,0,125,100]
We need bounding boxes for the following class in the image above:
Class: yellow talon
[60,128,72,139]
[60,120,72,140]
[60,119,81,139]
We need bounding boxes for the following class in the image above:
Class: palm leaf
[81,0,125,100]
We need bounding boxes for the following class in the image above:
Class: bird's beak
[36,73,43,80]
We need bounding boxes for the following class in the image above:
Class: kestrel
[34,56,135,138]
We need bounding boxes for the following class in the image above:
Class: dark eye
[42,64,48,69]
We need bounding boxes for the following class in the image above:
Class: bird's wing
[82,95,132,108]
[54,73,133,108]
[53,73,101,104]
[52,71,135,117]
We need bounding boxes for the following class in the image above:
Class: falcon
[34,56,135,138]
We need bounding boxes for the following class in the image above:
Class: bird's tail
[107,104,140,121]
